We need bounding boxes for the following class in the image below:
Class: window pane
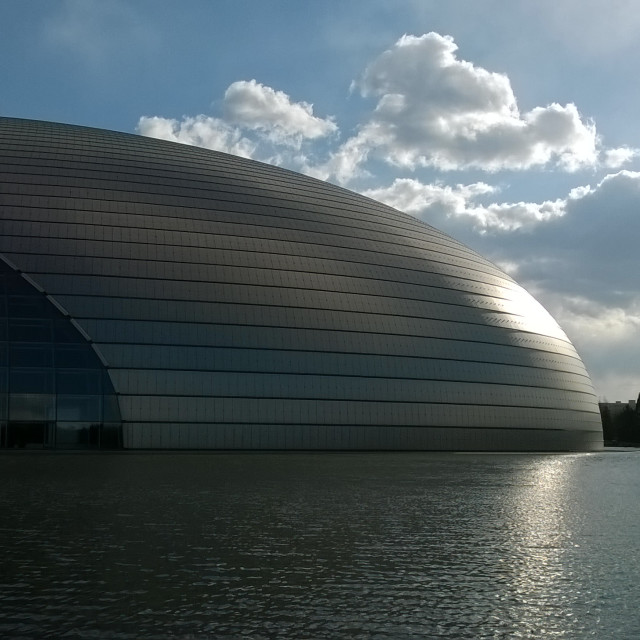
[10,345,53,367]
[7,295,50,318]
[9,394,56,421]
[56,422,99,448]
[55,345,100,368]
[56,370,102,394]
[6,422,46,449]
[11,369,55,393]
[9,319,52,342]
[57,395,102,421]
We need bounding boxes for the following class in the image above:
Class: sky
[2,0,639,402]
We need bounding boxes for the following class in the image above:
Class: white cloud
[137,115,256,158]
[602,146,639,168]
[136,32,636,185]
[363,178,565,232]
[137,80,338,164]
[364,179,496,216]
[304,129,376,183]
[223,80,337,148]
[343,33,601,174]
[475,199,567,231]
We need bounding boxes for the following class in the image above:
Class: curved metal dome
[0,117,603,450]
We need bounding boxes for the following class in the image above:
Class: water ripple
[0,451,638,639]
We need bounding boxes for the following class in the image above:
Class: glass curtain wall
[0,260,121,449]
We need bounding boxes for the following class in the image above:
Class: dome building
[0,117,603,450]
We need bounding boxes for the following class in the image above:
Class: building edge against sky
[0,118,603,451]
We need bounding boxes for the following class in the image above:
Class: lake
[1,450,638,639]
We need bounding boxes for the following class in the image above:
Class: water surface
[1,451,639,638]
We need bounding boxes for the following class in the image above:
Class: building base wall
[123,423,603,452]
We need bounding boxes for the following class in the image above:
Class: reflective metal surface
[0,117,602,450]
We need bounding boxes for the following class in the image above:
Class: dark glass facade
[0,258,121,448]
[0,117,603,450]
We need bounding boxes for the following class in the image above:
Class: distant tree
[600,404,615,443]
[616,406,640,445]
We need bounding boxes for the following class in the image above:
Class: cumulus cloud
[602,146,639,168]
[343,33,601,174]
[136,32,636,184]
[133,37,640,398]
[364,178,565,232]
[364,179,496,216]
[137,115,256,158]
[223,80,337,148]
[137,80,337,164]
[304,130,376,183]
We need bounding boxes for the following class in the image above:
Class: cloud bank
[138,115,256,158]
[362,179,565,232]
[138,80,337,165]
[223,80,337,147]
[138,33,634,183]
[351,33,599,173]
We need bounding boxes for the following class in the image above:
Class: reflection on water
[0,451,638,639]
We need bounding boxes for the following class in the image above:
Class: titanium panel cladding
[0,117,603,451]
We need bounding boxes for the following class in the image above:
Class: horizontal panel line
[117,395,601,413]
[22,274,552,329]
[0,201,505,280]
[0,164,430,236]
[0,227,503,293]
[0,180,463,250]
[119,422,602,432]
[32,291,572,345]
[66,313,581,360]
[0,163,458,241]
[1,240,520,305]
[108,368,595,391]
[99,351,589,377]
[3,248,522,311]
[0,149,422,221]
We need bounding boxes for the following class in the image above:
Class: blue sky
[2,0,640,401]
